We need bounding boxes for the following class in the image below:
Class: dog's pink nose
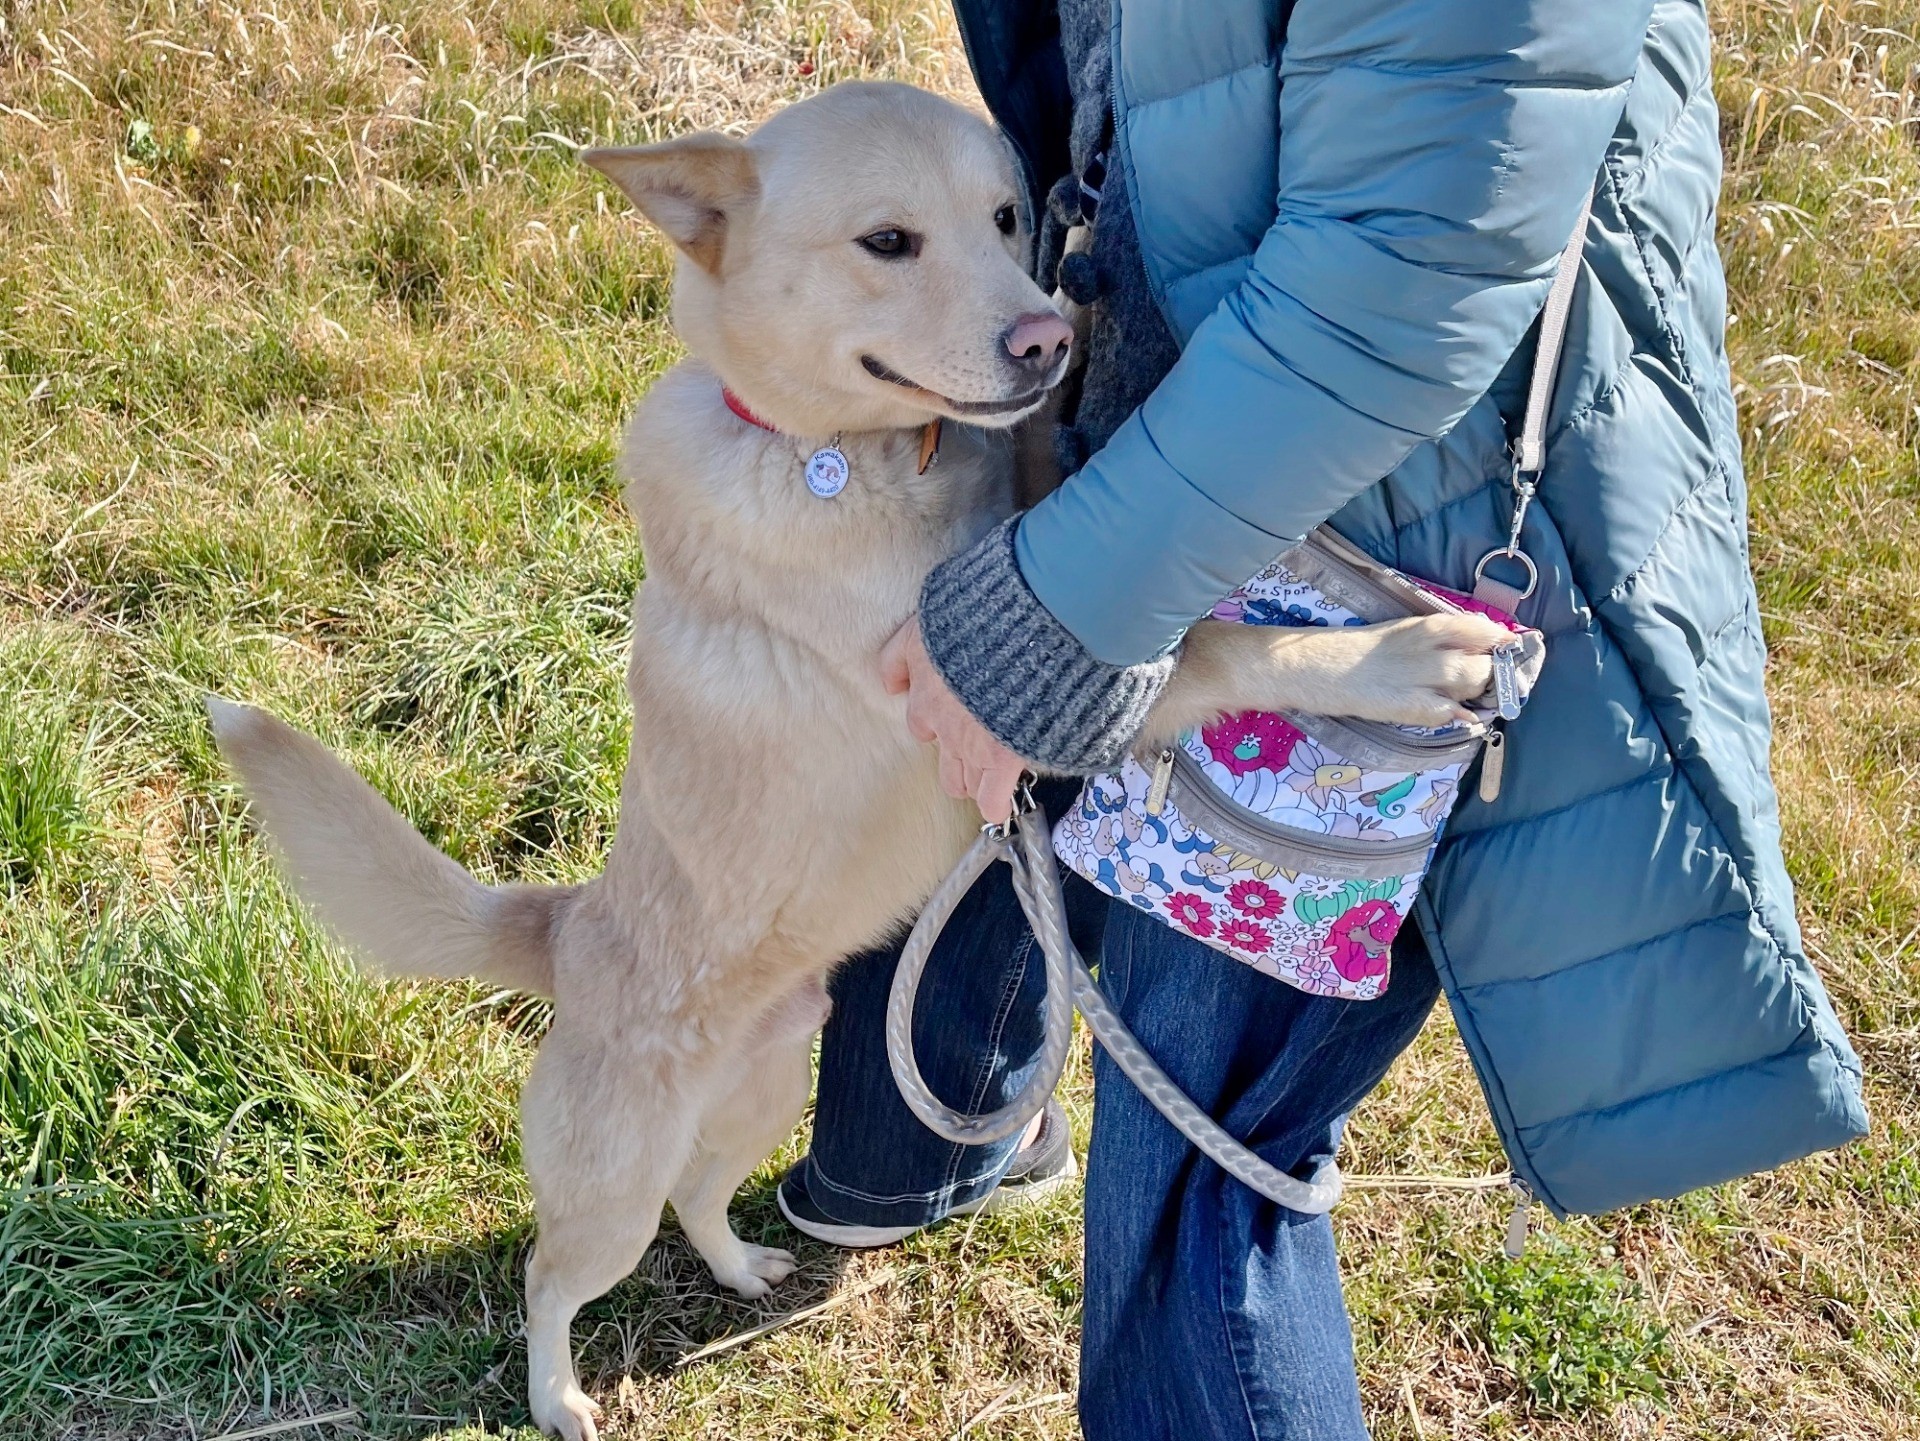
[1002,312,1073,377]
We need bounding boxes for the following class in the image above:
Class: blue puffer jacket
[952,0,1868,1216]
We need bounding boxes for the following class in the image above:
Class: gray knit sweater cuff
[918,517,1174,774]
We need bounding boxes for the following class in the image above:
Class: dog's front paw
[713,1243,798,1299]
[1347,614,1511,727]
[531,1380,602,1441]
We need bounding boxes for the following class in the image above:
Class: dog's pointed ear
[583,135,759,275]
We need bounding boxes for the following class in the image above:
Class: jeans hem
[804,1152,1013,1227]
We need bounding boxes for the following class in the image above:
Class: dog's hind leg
[520,1027,697,1441]
[671,980,826,1296]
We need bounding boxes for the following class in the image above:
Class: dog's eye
[994,203,1017,236]
[857,228,916,258]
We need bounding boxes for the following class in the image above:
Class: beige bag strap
[1473,185,1595,611]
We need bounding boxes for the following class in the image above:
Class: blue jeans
[798,786,1442,1440]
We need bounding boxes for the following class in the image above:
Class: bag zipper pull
[1145,748,1175,817]
[1503,1176,1534,1259]
[1491,642,1523,721]
[1478,728,1507,803]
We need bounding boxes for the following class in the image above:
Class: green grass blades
[0,701,102,890]
[1453,1239,1672,1416]
[2,841,539,1431]
[2,0,1918,1438]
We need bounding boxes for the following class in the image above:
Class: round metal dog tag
[804,446,849,498]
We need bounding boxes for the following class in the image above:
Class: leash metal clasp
[979,773,1041,841]
[1472,450,1542,602]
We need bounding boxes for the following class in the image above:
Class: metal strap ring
[1472,546,1540,602]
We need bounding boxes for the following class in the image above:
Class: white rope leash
[885,793,1344,1215]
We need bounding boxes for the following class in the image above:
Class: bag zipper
[1490,644,1523,721]
[1503,1175,1534,1259]
[1288,530,1465,623]
[1145,747,1176,816]
[1157,748,1438,879]
[1477,728,1507,802]
[1286,712,1487,773]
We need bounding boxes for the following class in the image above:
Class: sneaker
[970,1094,1078,1215]
[777,1097,1079,1247]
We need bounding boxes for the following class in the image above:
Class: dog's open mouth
[861,355,1058,415]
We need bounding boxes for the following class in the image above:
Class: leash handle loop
[886,804,1344,1214]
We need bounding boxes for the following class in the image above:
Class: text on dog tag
[805,447,849,498]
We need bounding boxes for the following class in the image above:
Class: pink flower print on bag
[1285,930,1341,994]
[1327,899,1398,982]
[1202,711,1305,778]
[1217,917,1275,954]
[1226,879,1285,920]
[1167,893,1216,937]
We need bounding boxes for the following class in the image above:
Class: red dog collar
[720,384,942,474]
[722,387,778,433]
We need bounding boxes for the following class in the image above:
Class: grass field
[2,0,1917,1436]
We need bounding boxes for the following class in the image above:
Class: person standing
[778,3,1867,1435]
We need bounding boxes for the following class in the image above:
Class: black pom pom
[1046,174,1085,228]
[1056,251,1102,307]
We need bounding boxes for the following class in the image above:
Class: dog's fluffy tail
[207,697,571,995]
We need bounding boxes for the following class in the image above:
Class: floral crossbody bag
[1052,191,1591,999]
[1051,536,1545,998]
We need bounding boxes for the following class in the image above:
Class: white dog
[210,81,1509,1440]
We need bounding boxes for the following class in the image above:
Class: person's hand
[880,616,1027,825]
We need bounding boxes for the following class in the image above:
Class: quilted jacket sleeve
[1015,0,1653,667]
